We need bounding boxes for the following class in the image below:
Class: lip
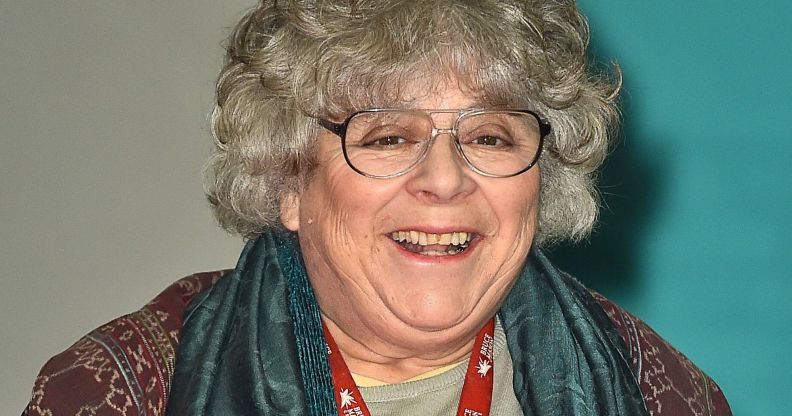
[386,225,480,235]
[385,228,481,264]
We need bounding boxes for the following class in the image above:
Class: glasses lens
[343,110,432,177]
[340,110,544,178]
[456,111,542,177]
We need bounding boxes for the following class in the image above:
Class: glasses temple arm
[318,118,347,138]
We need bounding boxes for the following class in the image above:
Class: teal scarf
[166,231,648,415]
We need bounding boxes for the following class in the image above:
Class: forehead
[396,75,486,109]
[335,70,494,114]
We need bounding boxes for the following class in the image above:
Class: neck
[321,314,480,384]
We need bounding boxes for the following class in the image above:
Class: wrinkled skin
[280,77,540,381]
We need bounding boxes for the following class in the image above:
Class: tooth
[451,232,459,245]
[460,232,468,243]
[391,232,398,240]
[409,230,418,244]
[400,231,406,242]
[427,233,438,244]
[438,233,452,245]
[418,232,428,245]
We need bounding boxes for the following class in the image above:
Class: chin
[383,293,480,333]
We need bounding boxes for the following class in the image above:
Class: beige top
[356,320,522,415]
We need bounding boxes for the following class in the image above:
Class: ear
[279,191,301,231]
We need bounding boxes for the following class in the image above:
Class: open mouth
[390,230,474,256]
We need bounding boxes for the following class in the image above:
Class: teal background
[552,2,792,414]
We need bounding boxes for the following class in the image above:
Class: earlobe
[280,191,301,231]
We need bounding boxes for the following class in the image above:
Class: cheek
[301,169,355,243]
[298,162,391,258]
[492,173,541,228]
[302,165,404,238]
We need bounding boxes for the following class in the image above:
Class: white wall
[0,1,255,412]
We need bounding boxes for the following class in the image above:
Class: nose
[404,132,476,204]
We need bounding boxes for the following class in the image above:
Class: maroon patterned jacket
[25,271,731,415]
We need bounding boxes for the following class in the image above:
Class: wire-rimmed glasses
[318,109,551,179]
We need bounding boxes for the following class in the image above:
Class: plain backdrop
[0,1,250,412]
[2,1,790,414]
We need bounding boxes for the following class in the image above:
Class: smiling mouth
[390,230,474,256]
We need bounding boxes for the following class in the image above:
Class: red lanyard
[322,318,495,416]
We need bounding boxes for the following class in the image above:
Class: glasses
[318,109,550,178]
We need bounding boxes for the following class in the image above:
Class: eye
[368,135,407,147]
[469,134,512,148]
[357,125,417,148]
[460,121,516,149]
[473,136,501,146]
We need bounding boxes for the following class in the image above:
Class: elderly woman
[26,1,731,415]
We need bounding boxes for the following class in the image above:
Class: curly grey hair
[205,0,620,245]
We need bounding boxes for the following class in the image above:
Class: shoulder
[590,291,732,416]
[25,271,226,416]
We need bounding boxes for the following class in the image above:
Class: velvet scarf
[166,231,648,415]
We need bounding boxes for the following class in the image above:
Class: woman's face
[281,78,540,349]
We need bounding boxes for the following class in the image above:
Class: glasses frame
[318,108,551,179]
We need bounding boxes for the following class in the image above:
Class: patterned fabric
[592,293,732,416]
[25,271,223,416]
[24,271,731,416]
